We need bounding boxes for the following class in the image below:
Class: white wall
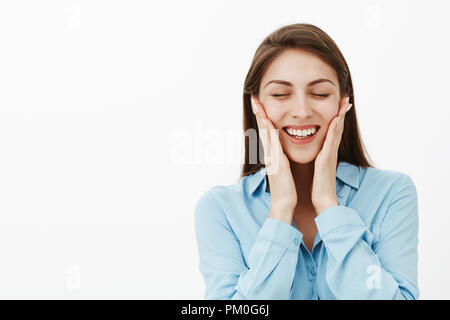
[0,0,448,299]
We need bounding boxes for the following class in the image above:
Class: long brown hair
[241,23,376,178]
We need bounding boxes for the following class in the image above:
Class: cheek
[314,101,339,122]
[263,103,284,124]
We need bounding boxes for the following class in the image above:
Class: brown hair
[240,23,376,178]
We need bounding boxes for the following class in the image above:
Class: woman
[194,23,419,300]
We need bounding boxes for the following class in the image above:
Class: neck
[290,160,315,207]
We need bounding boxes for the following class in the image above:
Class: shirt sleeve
[314,174,419,299]
[194,191,303,299]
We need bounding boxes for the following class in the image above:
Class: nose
[289,94,313,119]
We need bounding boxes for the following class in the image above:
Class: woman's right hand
[250,96,297,224]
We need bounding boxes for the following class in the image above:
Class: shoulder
[195,169,264,208]
[361,166,417,197]
[194,175,249,219]
[195,182,244,209]
[356,166,418,223]
[363,165,412,183]
[194,176,254,241]
[360,166,418,224]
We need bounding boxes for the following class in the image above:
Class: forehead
[260,48,338,89]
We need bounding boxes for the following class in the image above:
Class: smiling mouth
[282,126,320,139]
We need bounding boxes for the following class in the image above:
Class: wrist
[269,202,295,225]
[315,199,339,216]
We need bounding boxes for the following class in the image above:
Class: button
[294,238,299,246]
[310,268,317,277]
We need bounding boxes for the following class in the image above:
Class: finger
[337,96,352,120]
[260,121,272,163]
[332,99,351,152]
[321,115,339,156]
[251,96,272,160]
[251,95,269,119]
[251,96,283,172]
[253,97,283,158]
[251,95,274,142]
[321,96,352,158]
[266,117,283,174]
[256,105,283,175]
[338,96,349,116]
[338,96,352,132]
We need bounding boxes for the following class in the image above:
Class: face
[258,48,342,164]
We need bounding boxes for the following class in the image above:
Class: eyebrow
[263,78,336,89]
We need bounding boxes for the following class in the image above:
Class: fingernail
[336,116,340,125]
[346,104,353,112]
[345,96,350,104]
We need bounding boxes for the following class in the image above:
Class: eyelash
[271,94,330,98]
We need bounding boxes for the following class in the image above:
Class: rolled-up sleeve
[194,191,303,299]
[314,174,419,299]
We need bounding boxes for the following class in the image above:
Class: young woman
[194,23,419,300]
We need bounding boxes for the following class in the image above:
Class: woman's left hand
[312,95,353,216]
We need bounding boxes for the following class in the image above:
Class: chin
[280,133,323,164]
[285,148,318,164]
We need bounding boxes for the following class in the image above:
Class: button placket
[307,264,317,280]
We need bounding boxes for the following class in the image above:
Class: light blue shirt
[194,161,419,299]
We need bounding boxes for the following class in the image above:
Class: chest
[293,206,318,253]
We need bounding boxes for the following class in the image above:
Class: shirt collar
[245,161,361,197]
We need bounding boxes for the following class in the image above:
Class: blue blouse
[194,161,419,299]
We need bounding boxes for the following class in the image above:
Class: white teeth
[286,126,317,137]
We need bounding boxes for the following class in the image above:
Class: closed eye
[312,94,330,97]
[272,94,330,98]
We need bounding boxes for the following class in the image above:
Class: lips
[282,125,320,145]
